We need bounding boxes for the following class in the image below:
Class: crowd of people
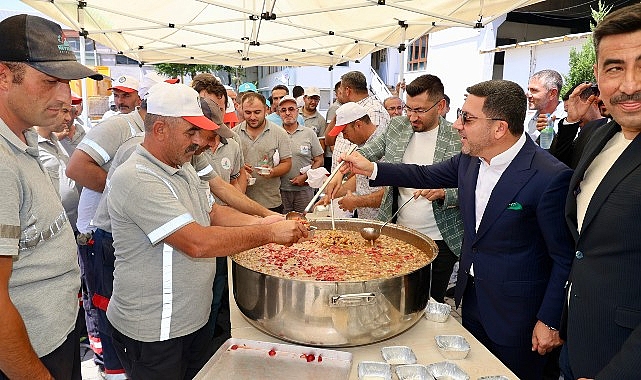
[1,3,641,380]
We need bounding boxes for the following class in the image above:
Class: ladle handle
[380,195,414,231]
[303,144,358,214]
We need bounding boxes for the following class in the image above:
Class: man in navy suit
[339,80,575,380]
[561,4,641,379]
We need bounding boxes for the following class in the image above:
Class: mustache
[610,92,641,104]
[185,144,200,153]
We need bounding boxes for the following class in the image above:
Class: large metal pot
[232,218,438,347]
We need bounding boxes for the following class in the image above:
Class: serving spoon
[360,196,414,245]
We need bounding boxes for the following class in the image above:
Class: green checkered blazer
[359,116,464,256]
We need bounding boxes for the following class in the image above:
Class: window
[115,54,140,65]
[407,34,428,72]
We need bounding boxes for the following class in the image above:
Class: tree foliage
[154,63,242,84]
[561,1,612,97]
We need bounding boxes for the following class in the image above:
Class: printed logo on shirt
[221,157,231,170]
[300,145,310,155]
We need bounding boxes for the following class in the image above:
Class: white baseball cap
[146,82,219,131]
[278,95,298,107]
[305,86,321,97]
[328,102,368,136]
[108,74,139,93]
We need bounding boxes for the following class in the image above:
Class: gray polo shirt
[37,133,80,230]
[93,134,216,233]
[280,125,323,192]
[0,120,80,357]
[303,110,327,140]
[106,144,216,342]
[236,120,292,208]
[76,111,145,233]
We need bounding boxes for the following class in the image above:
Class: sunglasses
[456,108,503,125]
[280,106,297,113]
[404,99,441,115]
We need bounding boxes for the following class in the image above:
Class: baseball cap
[165,78,180,84]
[305,87,321,97]
[146,82,219,131]
[328,102,368,136]
[108,75,140,93]
[278,95,298,107]
[199,97,234,138]
[0,14,102,81]
[238,82,257,93]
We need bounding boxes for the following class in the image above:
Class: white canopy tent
[22,0,543,68]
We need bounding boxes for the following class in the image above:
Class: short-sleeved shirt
[280,125,324,192]
[106,145,216,342]
[354,133,383,220]
[76,111,145,233]
[303,111,327,141]
[37,133,80,230]
[0,120,80,357]
[236,120,293,208]
[93,134,216,233]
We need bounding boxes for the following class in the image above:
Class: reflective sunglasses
[456,108,503,125]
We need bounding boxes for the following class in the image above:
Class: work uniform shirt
[303,110,327,141]
[0,120,80,357]
[236,120,292,208]
[76,111,145,233]
[280,124,323,192]
[37,133,80,230]
[93,135,216,233]
[106,145,216,342]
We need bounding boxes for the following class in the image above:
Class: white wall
[502,36,588,92]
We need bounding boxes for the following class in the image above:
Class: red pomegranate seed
[306,354,315,362]
[230,344,238,350]
[268,349,276,357]
[317,355,323,362]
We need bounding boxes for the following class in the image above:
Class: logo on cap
[57,33,72,53]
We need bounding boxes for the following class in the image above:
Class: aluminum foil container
[425,301,451,323]
[435,335,471,360]
[426,361,470,380]
[358,361,391,380]
[381,346,417,365]
[478,376,509,380]
[395,364,435,380]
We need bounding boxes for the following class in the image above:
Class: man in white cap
[105,83,306,379]
[107,74,141,116]
[325,102,385,219]
[301,86,327,149]
[278,95,324,214]
[0,13,102,379]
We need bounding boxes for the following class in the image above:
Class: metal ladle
[360,196,415,245]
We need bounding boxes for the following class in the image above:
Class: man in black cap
[0,14,102,380]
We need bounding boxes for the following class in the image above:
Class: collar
[484,132,527,166]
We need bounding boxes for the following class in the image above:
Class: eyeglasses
[386,106,403,111]
[280,106,297,113]
[404,99,441,115]
[456,108,504,125]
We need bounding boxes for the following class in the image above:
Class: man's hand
[535,113,553,131]
[259,214,286,225]
[414,188,445,201]
[339,151,374,177]
[531,320,563,355]
[338,190,358,212]
[269,220,308,246]
[565,82,600,124]
[289,173,307,187]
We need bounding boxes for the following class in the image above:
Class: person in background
[561,4,641,378]
[339,79,574,380]
[236,92,293,213]
[526,69,567,142]
[383,96,403,117]
[323,81,342,171]
[292,85,305,108]
[441,94,451,120]
[265,84,305,127]
[278,95,324,214]
[102,75,141,120]
[0,14,103,379]
[549,83,608,169]
[301,86,327,149]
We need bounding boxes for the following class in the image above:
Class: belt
[19,212,68,250]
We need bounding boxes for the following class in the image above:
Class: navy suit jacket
[564,121,641,379]
[373,136,574,347]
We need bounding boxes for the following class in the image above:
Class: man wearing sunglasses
[339,79,574,380]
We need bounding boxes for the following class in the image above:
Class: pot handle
[330,292,377,307]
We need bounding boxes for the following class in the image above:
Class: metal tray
[193,338,352,380]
